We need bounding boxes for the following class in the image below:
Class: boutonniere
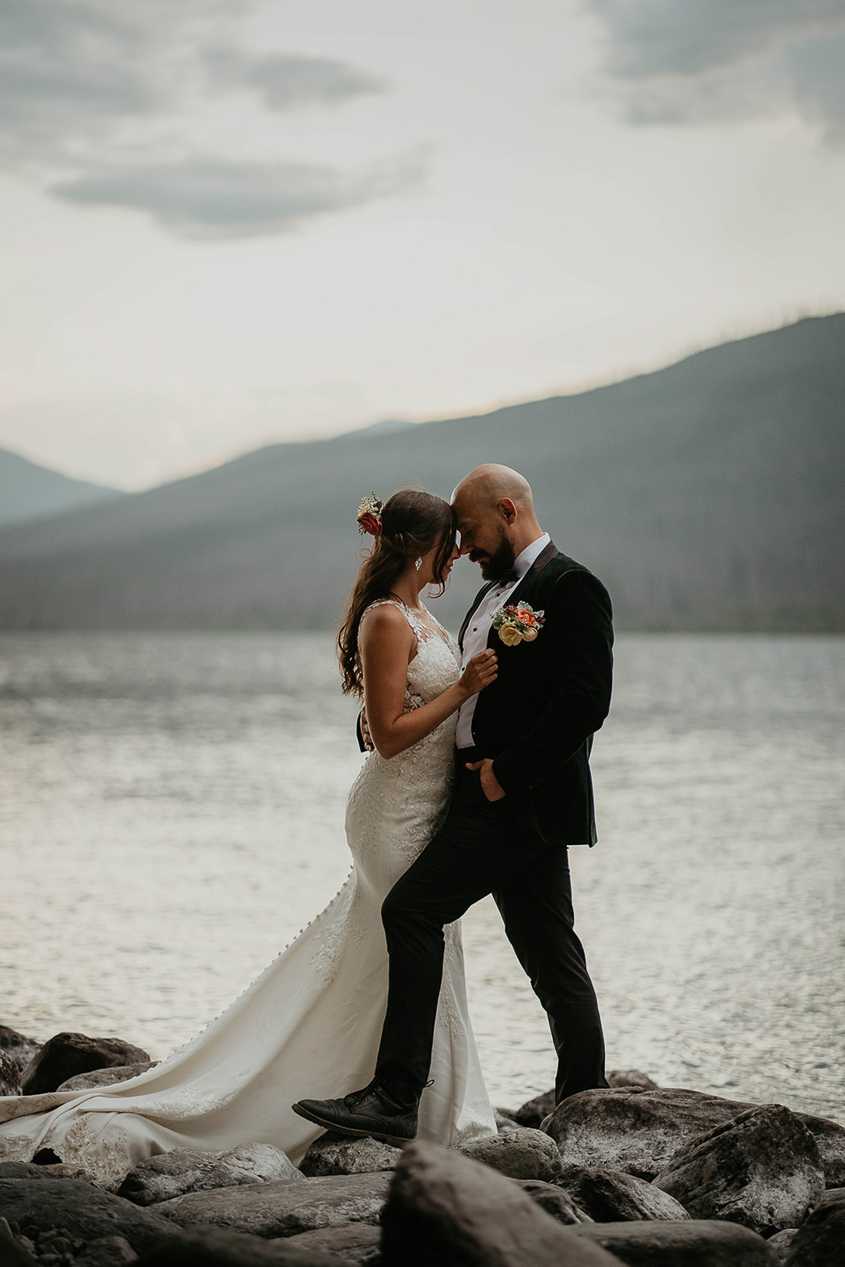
[492,603,545,646]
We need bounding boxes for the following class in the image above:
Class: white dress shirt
[455,533,550,750]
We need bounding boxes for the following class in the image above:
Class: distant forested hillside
[0,314,842,632]
[0,448,123,527]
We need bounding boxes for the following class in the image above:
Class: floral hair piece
[492,602,545,646]
[357,492,384,537]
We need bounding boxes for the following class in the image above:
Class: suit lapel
[458,581,497,650]
[499,539,559,613]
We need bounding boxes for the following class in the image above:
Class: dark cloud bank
[589,0,845,144]
[0,0,420,239]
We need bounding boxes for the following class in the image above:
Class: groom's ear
[498,498,517,524]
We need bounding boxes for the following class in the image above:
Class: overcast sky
[1,0,844,490]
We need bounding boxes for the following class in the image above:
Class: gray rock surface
[783,1186,845,1267]
[133,1226,346,1264]
[0,1051,22,1097]
[299,1132,402,1177]
[380,1139,626,1266]
[557,1165,691,1223]
[543,1087,845,1185]
[0,1177,174,1255]
[59,1062,158,1092]
[515,1178,591,1224]
[282,1223,382,1263]
[654,1104,824,1236]
[766,1229,798,1264]
[0,1025,41,1074]
[494,1109,520,1133]
[459,1126,563,1182]
[118,1143,301,1207]
[568,1219,778,1265]
[157,1172,392,1238]
[21,1033,150,1095]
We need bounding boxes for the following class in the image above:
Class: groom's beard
[471,531,516,582]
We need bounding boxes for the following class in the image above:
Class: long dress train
[0,603,496,1181]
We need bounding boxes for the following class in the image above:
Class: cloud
[587,0,845,144]
[203,48,385,111]
[52,152,426,239]
[0,0,397,237]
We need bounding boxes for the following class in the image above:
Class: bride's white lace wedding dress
[0,602,496,1181]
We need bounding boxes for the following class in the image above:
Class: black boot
[292,1081,418,1146]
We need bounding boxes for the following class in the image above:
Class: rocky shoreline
[1,1025,844,1265]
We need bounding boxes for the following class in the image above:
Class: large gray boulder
[118,1143,302,1206]
[568,1220,778,1265]
[157,1171,391,1238]
[543,1088,845,1185]
[0,1025,41,1074]
[21,1033,150,1096]
[0,1177,174,1255]
[557,1165,691,1223]
[459,1127,563,1182]
[654,1104,824,1237]
[607,1071,661,1091]
[380,1138,626,1266]
[59,1062,158,1092]
[299,1132,402,1177]
[783,1187,845,1267]
[133,1225,348,1264]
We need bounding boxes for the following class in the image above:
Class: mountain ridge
[0,313,842,632]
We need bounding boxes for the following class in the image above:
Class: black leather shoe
[292,1083,418,1146]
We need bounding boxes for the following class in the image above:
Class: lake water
[1,632,843,1121]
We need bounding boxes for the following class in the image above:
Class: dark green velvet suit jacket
[458,541,613,847]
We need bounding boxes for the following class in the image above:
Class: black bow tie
[497,570,520,588]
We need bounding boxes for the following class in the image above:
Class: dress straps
[362,599,449,647]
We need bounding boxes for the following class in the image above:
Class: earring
[414,556,423,571]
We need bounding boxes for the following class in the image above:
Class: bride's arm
[360,606,497,760]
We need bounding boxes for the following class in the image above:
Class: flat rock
[0,1177,174,1255]
[21,1033,150,1096]
[0,1025,42,1074]
[59,1062,158,1092]
[459,1126,563,1182]
[282,1223,382,1263]
[557,1165,691,1223]
[515,1178,591,1223]
[542,1087,845,1185]
[133,1226,346,1264]
[157,1172,391,1239]
[569,1220,777,1265]
[0,1051,22,1096]
[380,1138,626,1266]
[119,1143,301,1206]
[783,1186,845,1267]
[299,1132,402,1177]
[654,1104,824,1237]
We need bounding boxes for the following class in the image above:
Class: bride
[0,489,499,1180]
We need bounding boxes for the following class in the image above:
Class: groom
[293,464,613,1144]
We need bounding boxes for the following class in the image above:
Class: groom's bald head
[451,464,543,578]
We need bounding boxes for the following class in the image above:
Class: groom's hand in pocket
[466,757,506,802]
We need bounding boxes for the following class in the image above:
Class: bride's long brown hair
[338,489,456,695]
